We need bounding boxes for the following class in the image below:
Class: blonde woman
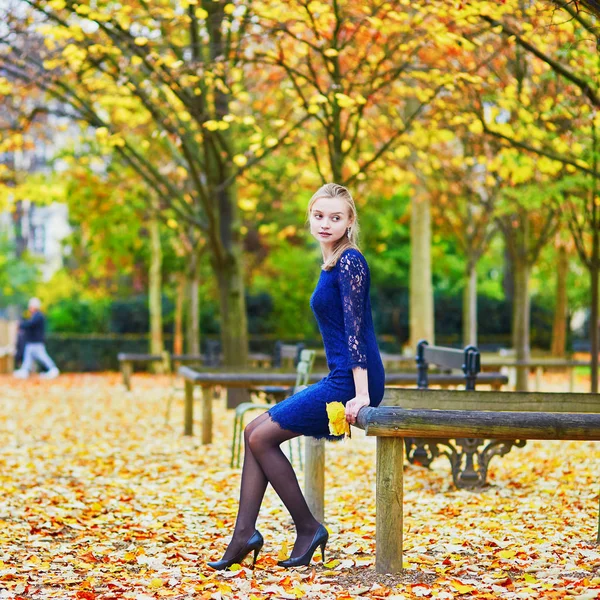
[208,183,385,570]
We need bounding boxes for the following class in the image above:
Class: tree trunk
[148,216,164,370]
[551,245,568,358]
[590,264,599,393]
[173,273,185,356]
[512,256,531,391]
[204,1,249,369]
[503,242,515,308]
[590,234,599,393]
[187,255,200,356]
[409,193,434,349]
[463,260,477,347]
[215,252,248,367]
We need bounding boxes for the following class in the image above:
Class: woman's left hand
[345,394,370,425]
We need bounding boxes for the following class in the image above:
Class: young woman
[208,183,385,570]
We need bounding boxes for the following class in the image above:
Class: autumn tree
[249,0,502,347]
[474,1,600,390]
[0,0,315,366]
[421,132,500,346]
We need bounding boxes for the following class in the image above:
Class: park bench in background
[271,342,305,369]
[117,349,273,391]
[405,340,525,488]
[117,352,166,390]
[353,392,600,573]
[249,342,305,405]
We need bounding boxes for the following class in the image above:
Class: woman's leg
[220,411,270,560]
[247,417,320,558]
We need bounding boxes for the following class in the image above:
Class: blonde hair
[307,183,360,271]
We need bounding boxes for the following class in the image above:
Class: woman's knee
[246,420,282,457]
[244,412,269,445]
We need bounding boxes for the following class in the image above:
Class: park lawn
[0,373,598,599]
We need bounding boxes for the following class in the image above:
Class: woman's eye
[333,216,340,221]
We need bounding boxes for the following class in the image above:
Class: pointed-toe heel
[207,530,264,571]
[278,524,329,568]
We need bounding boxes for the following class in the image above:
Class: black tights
[221,412,320,560]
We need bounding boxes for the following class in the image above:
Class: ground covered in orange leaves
[0,373,598,599]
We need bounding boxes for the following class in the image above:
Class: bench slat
[422,345,467,371]
[178,367,507,387]
[382,388,600,412]
[117,353,163,362]
[357,406,600,440]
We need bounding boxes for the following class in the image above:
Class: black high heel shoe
[207,530,264,570]
[278,524,329,568]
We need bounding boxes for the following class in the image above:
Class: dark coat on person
[19,312,46,344]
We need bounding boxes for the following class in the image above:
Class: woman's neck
[321,244,333,263]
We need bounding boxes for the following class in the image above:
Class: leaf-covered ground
[0,373,599,599]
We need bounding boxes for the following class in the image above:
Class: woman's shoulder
[338,247,369,273]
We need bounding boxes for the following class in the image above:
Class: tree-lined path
[0,374,598,598]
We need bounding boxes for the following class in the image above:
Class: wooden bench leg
[376,436,404,574]
[535,366,542,392]
[122,361,132,391]
[184,380,194,436]
[202,386,213,445]
[305,437,325,523]
[569,368,575,393]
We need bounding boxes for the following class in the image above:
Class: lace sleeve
[339,251,368,370]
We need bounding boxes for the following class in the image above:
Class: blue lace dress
[268,248,385,440]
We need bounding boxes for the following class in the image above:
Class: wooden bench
[406,340,521,488]
[117,351,273,390]
[353,389,600,573]
[117,353,166,390]
[177,368,508,441]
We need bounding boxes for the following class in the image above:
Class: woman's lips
[319,232,331,237]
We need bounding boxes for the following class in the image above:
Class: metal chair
[230,349,316,468]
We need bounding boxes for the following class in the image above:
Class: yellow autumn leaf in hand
[326,402,350,437]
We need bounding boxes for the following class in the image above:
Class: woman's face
[309,196,353,248]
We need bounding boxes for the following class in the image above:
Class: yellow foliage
[310,94,328,104]
[334,93,354,108]
[468,120,484,135]
[233,154,248,167]
[326,402,350,437]
[277,540,288,561]
[238,198,256,212]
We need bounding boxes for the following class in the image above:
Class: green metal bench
[230,349,316,468]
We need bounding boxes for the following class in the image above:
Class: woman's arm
[339,251,371,424]
[345,366,370,424]
[339,251,368,370]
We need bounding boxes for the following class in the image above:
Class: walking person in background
[207,183,385,570]
[13,297,60,379]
